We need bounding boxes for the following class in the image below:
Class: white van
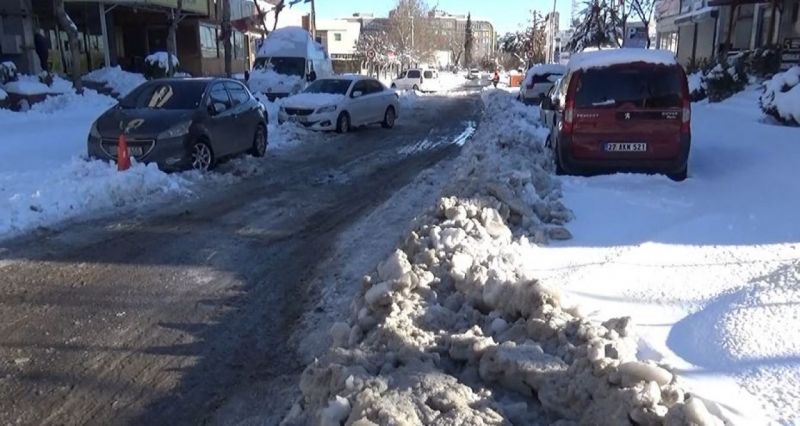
[391,68,440,92]
[247,27,333,101]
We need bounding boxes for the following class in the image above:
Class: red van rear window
[574,66,683,109]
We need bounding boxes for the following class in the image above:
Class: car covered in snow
[88,78,268,171]
[279,75,399,133]
[247,26,334,101]
[519,64,566,105]
[540,49,691,181]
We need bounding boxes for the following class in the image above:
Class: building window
[334,33,342,42]
[200,23,219,58]
[234,31,246,59]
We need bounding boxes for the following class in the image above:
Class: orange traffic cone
[117,133,131,171]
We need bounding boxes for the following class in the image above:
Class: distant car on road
[540,49,691,181]
[88,78,268,172]
[279,75,399,133]
[391,68,439,92]
[519,64,566,105]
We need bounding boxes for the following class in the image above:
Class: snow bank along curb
[282,91,725,425]
[759,65,800,125]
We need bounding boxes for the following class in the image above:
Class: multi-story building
[316,18,361,72]
[428,10,495,62]
[0,0,269,76]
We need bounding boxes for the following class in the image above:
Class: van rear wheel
[667,165,688,182]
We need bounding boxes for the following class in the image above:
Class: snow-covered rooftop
[258,26,313,58]
[567,49,678,72]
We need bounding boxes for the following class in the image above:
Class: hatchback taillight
[562,98,575,135]
[681,99,691,133]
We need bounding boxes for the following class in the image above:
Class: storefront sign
[781,37,800,71]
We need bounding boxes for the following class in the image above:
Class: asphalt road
[0,93,481,426]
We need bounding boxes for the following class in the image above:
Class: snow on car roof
[567,49,677,72]
[526,64,567,78]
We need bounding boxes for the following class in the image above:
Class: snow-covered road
[525,88,800,424]
[0,92,482,424]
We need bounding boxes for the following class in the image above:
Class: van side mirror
[552,98,561,110]
[307,71,317,82]
[541,97,553,109]
[244,70,250,82]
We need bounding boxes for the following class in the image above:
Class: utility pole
[310,0,317,39]
[550,0,557,63]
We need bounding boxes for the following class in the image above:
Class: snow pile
[567,49,677,72]
[0,61,17,83]
[0,88,7,101]
[247,68,304,95]
[282,93,345,109]
[27,89,116,114]
[144,52,179,70]
[759,65,800,125]
[3,79,52,96]
[687,71,707,101]
[84,66,147,97]
[0,160,190,235]
[396,90,419,112]
[283,91,722,425]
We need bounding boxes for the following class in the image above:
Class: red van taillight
[681,99,691,133]
[562,98,575,135]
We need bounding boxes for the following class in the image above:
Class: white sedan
[279,75,399,133]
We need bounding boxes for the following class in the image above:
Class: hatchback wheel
[390,83,397,89]
[382,107,396,129]
[412,84,419,91]
[336,112,350,134]
[250,124,267,157]
[191,140,215,171]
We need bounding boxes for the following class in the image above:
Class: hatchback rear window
[423,70,434,79]
[407,70,421,78]
[574,66,683,108]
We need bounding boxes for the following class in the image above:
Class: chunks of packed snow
[281,93,345,109]
[283,90,722,425]
[84,66,146,97]
[0,88,6,101]
[567,48,677,72]
[144,52,179,70]
[247,68,304,95]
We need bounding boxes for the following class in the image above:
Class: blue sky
[290,0,574,35]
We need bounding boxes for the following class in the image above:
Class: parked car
[539,76,564,129]
[247,26,334,101]
[540,49,691,181]
[519,64,566,105]
[391,68,439,92]
[279,75,399,133]
[88,78,268,171]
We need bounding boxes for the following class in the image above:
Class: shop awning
[707,0,769,6]
[674,6,719,25]
[64,0,208,16]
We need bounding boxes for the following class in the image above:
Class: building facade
[656,0,800,67]
[0,0,268,77]
[316,18,361,72]
[429,10,495,61]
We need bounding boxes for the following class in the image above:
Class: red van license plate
[605,143,647,152]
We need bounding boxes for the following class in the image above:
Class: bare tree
[166,0,183,76]
[446,31,464,67]
[499,11,547,68]
[630,0,656,47]
[567,0,622,52]
[387,0,435,65]
[221,0,232,77]
[272,0,285,32]
[54,0,83,93]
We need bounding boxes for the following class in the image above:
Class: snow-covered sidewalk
[525,88,800,424]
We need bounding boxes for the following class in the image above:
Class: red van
[542,50,691,181]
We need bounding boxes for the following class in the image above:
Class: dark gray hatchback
[88,78,268,171]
